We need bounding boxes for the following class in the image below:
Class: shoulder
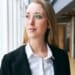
[49,45,70,75]
[1,45,26,64]
[49,44,69,59]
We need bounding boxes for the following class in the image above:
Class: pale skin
[25,2,50,58]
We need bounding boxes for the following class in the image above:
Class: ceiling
[56,0,75,23]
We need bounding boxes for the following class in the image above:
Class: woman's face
[25,2,48,39]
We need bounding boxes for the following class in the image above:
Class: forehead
[26,2,45,14]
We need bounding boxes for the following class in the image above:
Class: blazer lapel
[50,45,60,75]
[12,45,31,75]
[53,58,59,75]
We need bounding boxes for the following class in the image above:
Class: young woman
[1,0,70,75]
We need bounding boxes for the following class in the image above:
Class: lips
[28,28,36,32]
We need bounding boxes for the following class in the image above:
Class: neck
[28,38,48,57]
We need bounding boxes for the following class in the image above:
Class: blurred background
[0,0,75,75]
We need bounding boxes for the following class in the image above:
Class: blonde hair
[23,0,58,46]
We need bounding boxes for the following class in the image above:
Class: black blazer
[0,69,1,75]
[1,45,70,75]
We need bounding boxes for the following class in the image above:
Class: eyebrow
[34,12,42,14]
[26,11,44,14]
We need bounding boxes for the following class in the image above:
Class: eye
[25,14,29,18]
[34,14,43,19]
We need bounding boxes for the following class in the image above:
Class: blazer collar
[48,44,60,75]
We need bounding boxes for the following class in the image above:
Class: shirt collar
[25,43,55,60]
[44,44,54,60]
[25,43,33,59]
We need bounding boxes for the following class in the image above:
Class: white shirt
[25,43,54,75]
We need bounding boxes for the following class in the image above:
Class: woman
[1,0,70,75]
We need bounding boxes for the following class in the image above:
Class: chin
[28,34,37,38]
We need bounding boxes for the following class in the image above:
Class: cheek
[38,20,48,31]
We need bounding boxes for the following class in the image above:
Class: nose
[29,17,34,26]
